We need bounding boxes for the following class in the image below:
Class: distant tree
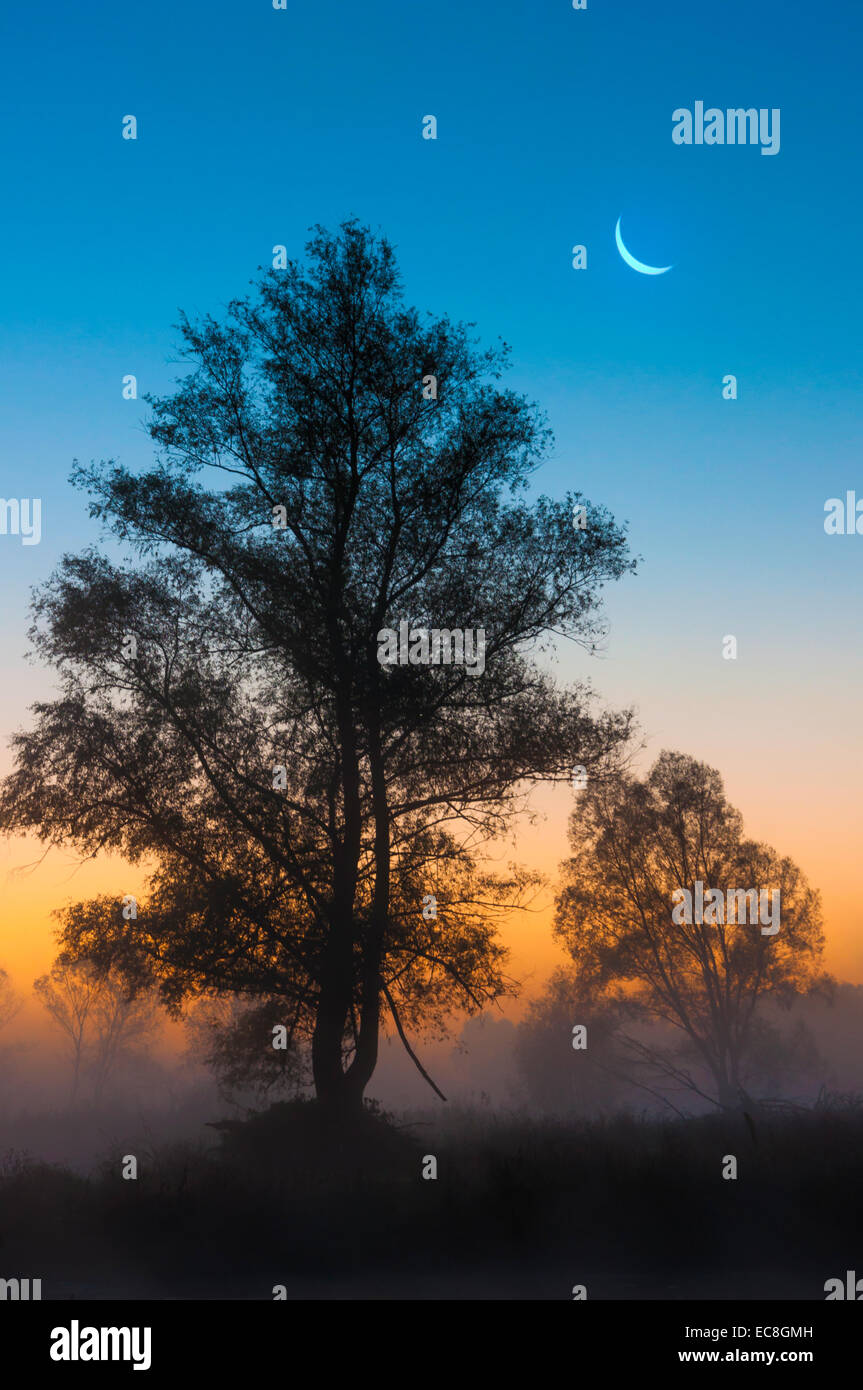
[0,968,22,1083]
[777,982,863,1095]
[0,968,21,1031]
[554,752,830,1111]
[33,959,96,1102]
[34,954,160,1104]
[184,993,309,1102]
[739,1010,824,1100]
[448,1014,518,1106]
[514,968,634,1115]
[88,969,160,1105]
[0,220,635,1115]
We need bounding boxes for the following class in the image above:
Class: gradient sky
[0,0,861,999]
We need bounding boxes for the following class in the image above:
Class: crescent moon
[614,217,672,276]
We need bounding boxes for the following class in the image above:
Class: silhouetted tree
[184,993,309,1102]
[0,220,635,1114]
[555,752,830,1111]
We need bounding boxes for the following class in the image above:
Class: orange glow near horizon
[1,767,860,1042]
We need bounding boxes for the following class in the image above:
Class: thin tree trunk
[342,703,390,1106]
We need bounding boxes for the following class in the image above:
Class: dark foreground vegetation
[2,1095,861,1300]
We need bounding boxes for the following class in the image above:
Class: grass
[1,1094,861,1298]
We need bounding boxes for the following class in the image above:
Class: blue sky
[0,0,859,595]
[0,0,862,978]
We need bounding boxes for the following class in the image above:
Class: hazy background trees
[34,955,160,1105]
[514,968,636,1115]
[0,967,21,1034]
[0,967,22,1082]
[554,751,830,1112]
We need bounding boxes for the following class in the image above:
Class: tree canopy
[0,220,635,1111]
[555,751,829,1110]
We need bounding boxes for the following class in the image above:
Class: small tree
[34,959,96,1103]
[514,968,634,1115]
[184,993,309,1102]
[88,970,160,1104]
[34,954,160,1104]
[554,751,830,1110]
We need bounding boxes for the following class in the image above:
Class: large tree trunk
[312,919,383,1113]
[344,951,381,1104]
[311,942,359,1112]
[312,633,366,1113]
[311,596,389,1117]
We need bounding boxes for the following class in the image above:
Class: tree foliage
[554,751,830,1109]
[1,221,635,1110]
